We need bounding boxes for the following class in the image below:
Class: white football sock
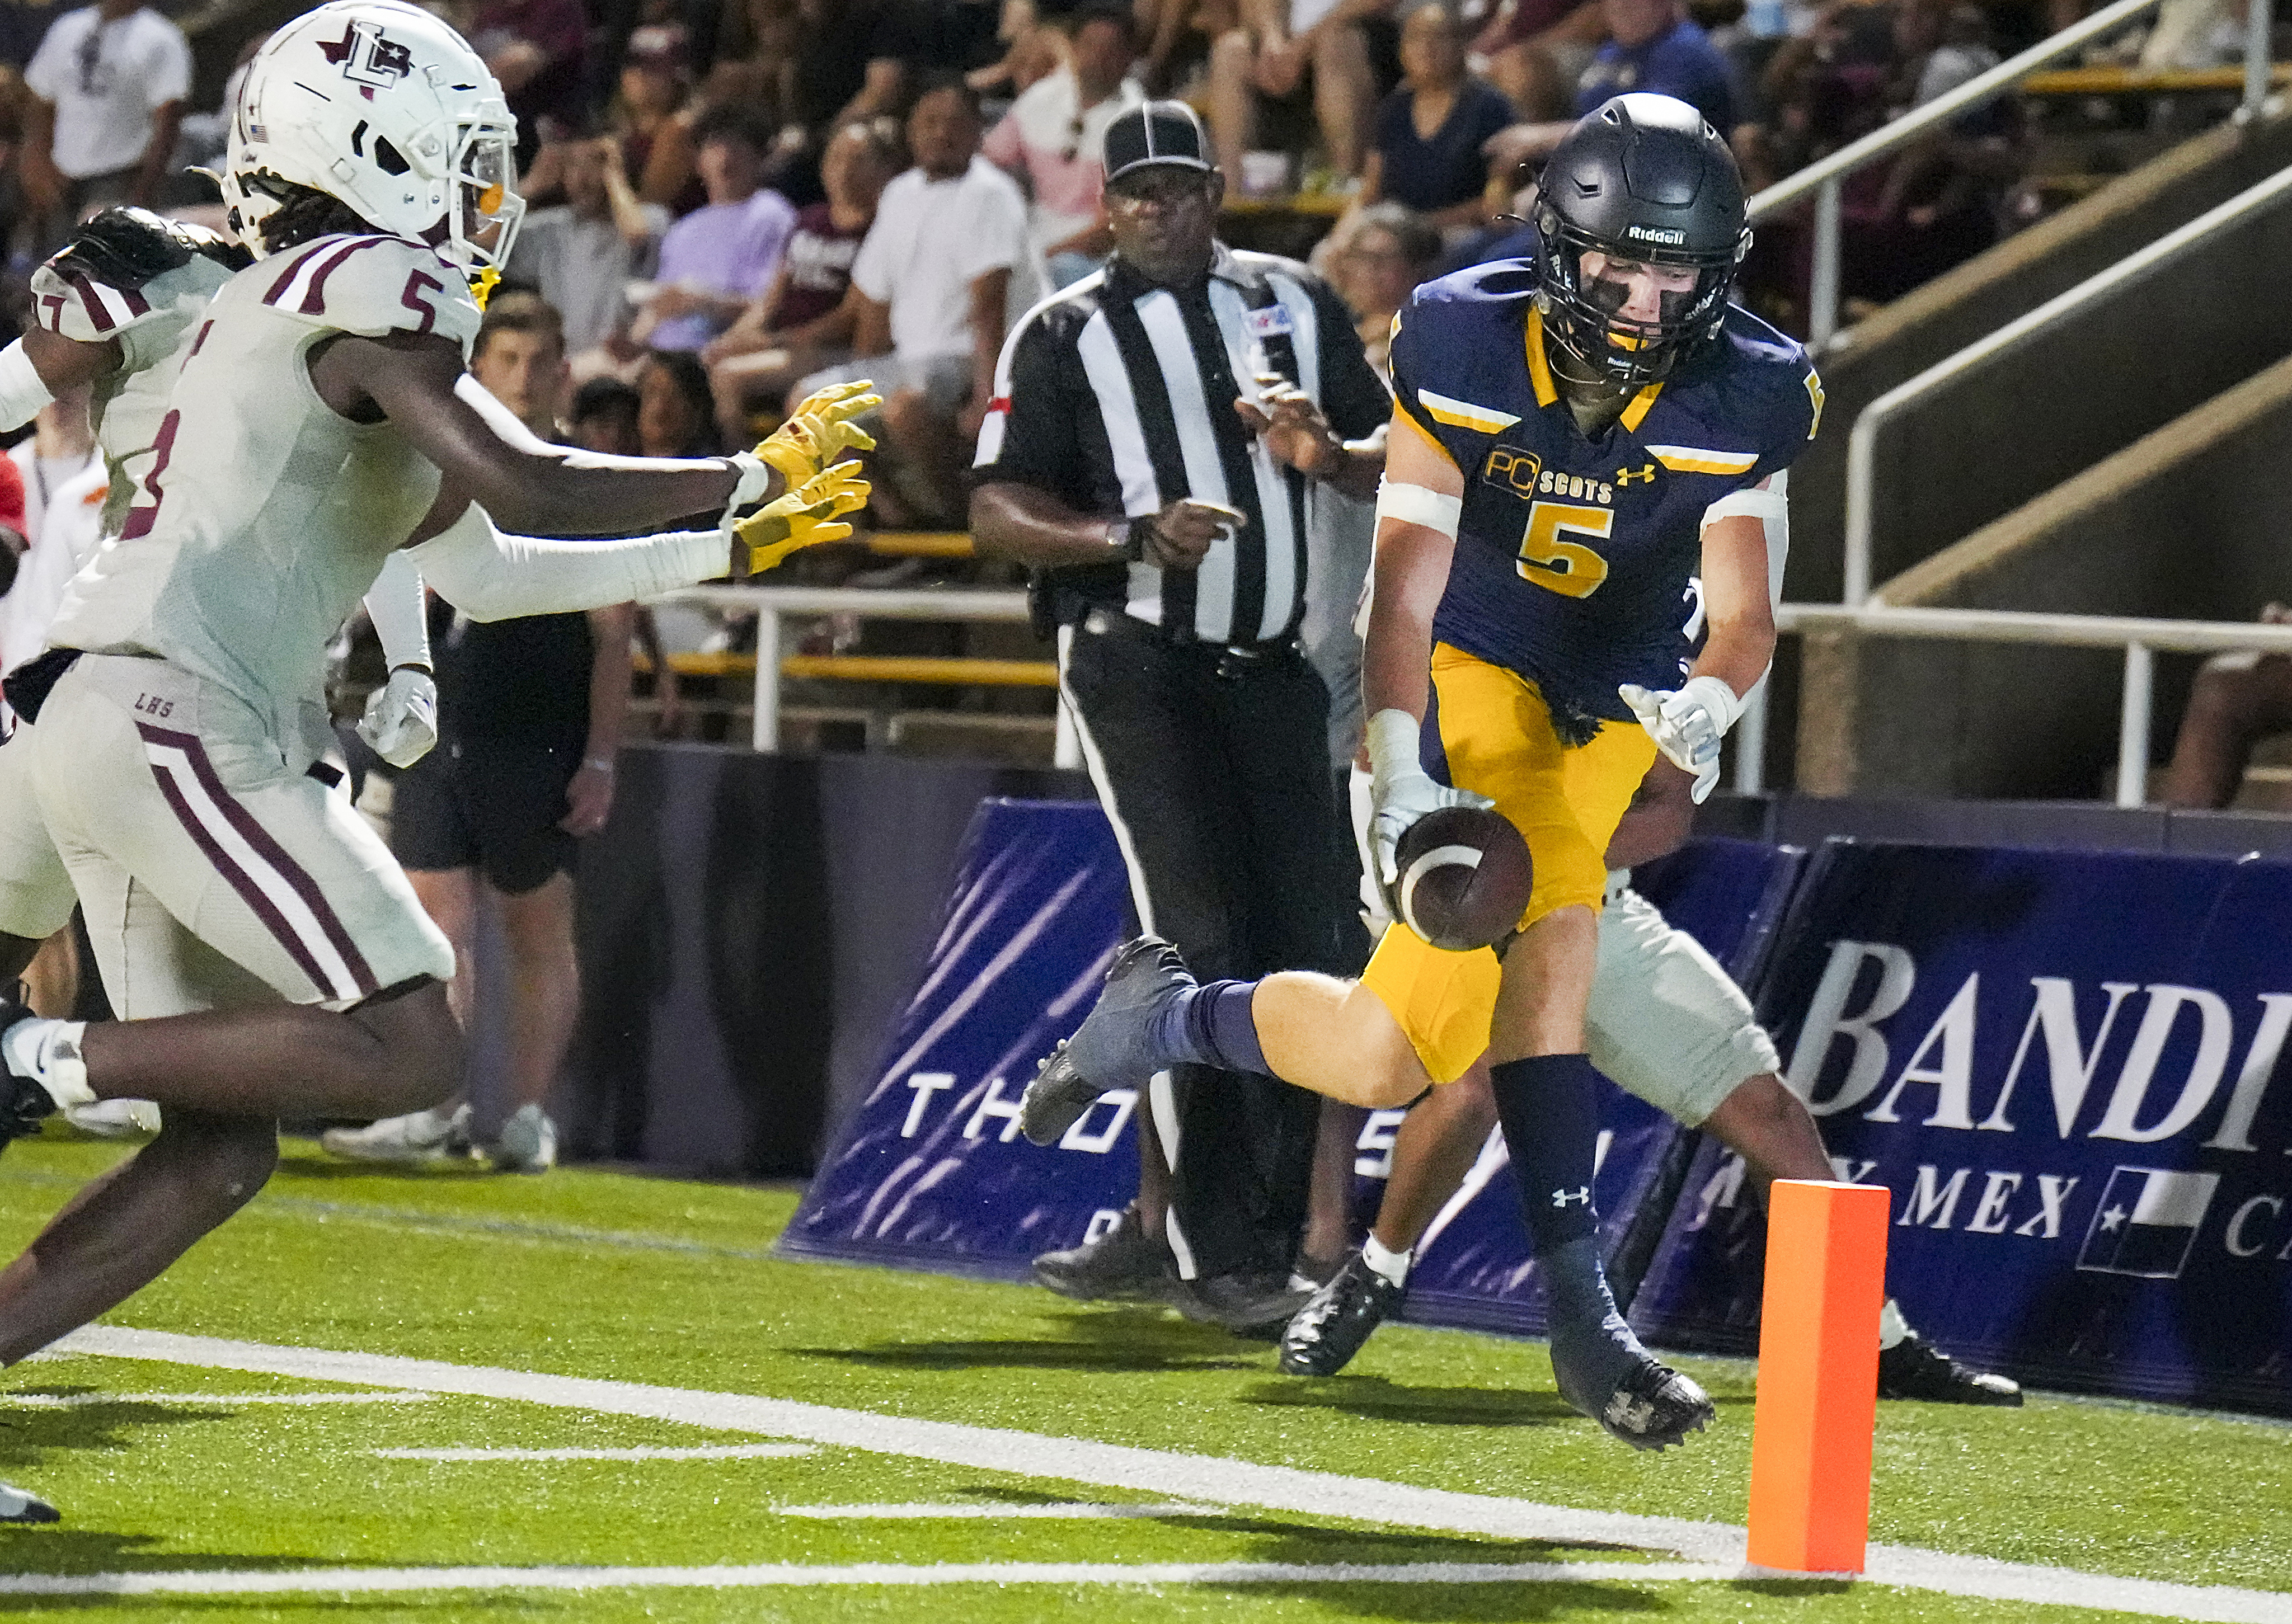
[1878,1298,1911,1350]
[0,1017,92,1109]
[1363,1234,1413,1287]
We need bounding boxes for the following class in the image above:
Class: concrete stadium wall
[1796,354,2292,797]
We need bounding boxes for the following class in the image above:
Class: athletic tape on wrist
[1374,479,1462,539]
[1682,674,1744,735]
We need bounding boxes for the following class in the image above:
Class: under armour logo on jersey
[1617,463,1657,485]
[1552,1185,1592,1208]
[320,19,414,87]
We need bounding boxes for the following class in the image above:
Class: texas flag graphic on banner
[2077,1168,2221,1281]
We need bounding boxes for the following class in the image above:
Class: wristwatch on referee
[1105,517,1151,562]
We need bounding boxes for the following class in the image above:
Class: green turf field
[0,1136,2282,1622]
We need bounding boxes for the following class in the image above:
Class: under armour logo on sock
[1552,1185,1591,1208]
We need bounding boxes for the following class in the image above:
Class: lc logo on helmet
[320,19,415,87]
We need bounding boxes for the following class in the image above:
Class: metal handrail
[1744,603,2292,804]
[1839,157,2292,605]
[646,583,1075,764]
[1746,0,2274,350]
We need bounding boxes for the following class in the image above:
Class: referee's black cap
[1103,101,1214,186]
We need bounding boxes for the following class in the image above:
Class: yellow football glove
[733,459,871,572]
[754,379,882,486]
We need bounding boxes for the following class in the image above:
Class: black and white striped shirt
[974,244,1389,648]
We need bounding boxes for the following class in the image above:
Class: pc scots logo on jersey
[320,18,415,87]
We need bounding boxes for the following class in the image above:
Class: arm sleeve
[363,550,432,670]
[970,312,1082,493]
[407,505,729,623]
[0,342,54,435]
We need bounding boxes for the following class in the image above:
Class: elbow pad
[407,503,726,622]
[0,342,54,435]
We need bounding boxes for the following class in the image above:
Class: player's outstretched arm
[0,328,125,433]
[313,331,744,538]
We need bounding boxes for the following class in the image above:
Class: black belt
[1078,609,1299,679]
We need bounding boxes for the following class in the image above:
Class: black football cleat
[0,1481,58,1523]
[1280,1250,1402,1376]
[1566,1354,1716,1452]
[1020,936,1196,1146]
[1173,1269,1313,1339]
[1033,1206,1173,1302]
[0,993,56,1157]
[1878,1332,2023,1406]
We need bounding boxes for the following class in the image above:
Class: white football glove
[1364,708,1493,920]
[358,666,439,769]
[1618,676,1743,804]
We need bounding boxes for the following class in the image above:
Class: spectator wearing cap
[610,22,704,212]
[981,4,1148,289]
[509,136,671,364]
[704,120,900,445]
[1357,2,1511,228]
[1481,0,1737,175]
[971,101,1388,1333]
[795,76,1034,525]
[20,0,189,243]
[631,105,800,353]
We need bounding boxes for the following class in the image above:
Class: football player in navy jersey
[1022,93,1821,1453]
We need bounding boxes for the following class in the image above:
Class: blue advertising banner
[784,797,1807,1343]
[1632,840,2292,1414]
[777,799,1130,1280]
[1396,839,1807,1338]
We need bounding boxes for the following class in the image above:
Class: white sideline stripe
[53,1328,2292,1624]
[375,1444,815,1462]
[0,1560,1734,1597]
[774,1502,1226,1520]
[3,1390,435,1409]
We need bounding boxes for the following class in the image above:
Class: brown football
[1393,806,1534,952]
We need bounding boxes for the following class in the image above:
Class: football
[1392,806,1534,952]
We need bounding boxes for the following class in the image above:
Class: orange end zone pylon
[1746,1179,1891,1574]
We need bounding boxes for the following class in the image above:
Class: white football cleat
[63,1098,160,1140]
[490,1104,557,1174]
[321,1104,473,1167]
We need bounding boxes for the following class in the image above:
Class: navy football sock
[1487,1053,1602,1254]
[1141,981,1268,1075]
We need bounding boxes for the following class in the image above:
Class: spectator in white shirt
[981,4,1146,288]
[20,0,190,242]
[796,76,1033,525]
[509,135,670,366]
[7,390,98,561]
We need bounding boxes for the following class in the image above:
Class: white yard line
[3,1390,434,1408]
[375,1444,815,1462]
[51,1326,2292,1624]
[0,1559,1734,1596]
[774,1502,1226,1519]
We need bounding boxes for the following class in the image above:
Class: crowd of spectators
[0,0,2258,551]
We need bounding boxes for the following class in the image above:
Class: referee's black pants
[1061,613,1368,1281]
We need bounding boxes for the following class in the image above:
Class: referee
[971,102,1389,1331]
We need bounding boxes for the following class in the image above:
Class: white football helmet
[222,0,523,270]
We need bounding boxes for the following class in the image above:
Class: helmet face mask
[220,0,522,266]
[1532,93,1750,390]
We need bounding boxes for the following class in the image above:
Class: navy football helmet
[1533,93,1749,388]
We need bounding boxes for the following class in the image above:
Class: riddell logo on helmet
[1624,225,1686,244]
[320,18,415,87]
